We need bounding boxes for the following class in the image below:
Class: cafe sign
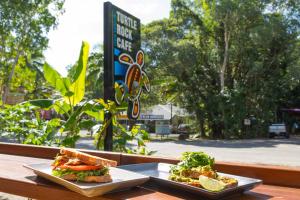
[104,2,150,120]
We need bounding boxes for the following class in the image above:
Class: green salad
[170,151,215,175]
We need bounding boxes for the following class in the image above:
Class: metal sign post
[103,2,114,151]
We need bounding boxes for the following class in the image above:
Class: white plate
[119,163,263,199]
[24,163,149,197]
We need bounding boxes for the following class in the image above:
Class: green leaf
[96,98,109,109]
[136,134,145,147]
[62,78,72,96]
[47,118,61,128]
[61,135,81,147]
[63,106,84,130]
[115,82,124,104]
[29,99,54,109]
[85,110,104,121]
[64,41,90,106]
[43,63,70,95]
[79,120,97,129]
[53,100,71,114]
[82,100,105,122]
[43,63,61,86]
[82,100,105,111]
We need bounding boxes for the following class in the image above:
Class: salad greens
[180,152,214,168]
[170,152,214,174]
[52,167,109,181]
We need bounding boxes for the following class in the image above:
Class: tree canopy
[0,0,65,103]
[142,0,300,138]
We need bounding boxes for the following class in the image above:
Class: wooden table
[1,143,300,200]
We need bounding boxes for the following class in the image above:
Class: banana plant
[29,41,103,147]
[29,41,153,153]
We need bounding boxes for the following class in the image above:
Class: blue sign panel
[111,5,150,120]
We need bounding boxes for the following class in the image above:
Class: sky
[44,0,171,76]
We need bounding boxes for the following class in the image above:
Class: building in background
[118,104,191,134]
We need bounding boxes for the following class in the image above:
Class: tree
[0,0,65,103]
[85,45,104,99]
[142,0,300,138]
[24,54,52,99]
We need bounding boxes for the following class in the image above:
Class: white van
[268,123,289,138]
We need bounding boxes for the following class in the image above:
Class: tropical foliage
[0,102,61,145]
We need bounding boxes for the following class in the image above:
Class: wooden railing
[1,142,300,188]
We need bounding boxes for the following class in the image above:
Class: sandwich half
[51,148,117,183]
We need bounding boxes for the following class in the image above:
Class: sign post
[103,2,114,151]
[103,2,150,151]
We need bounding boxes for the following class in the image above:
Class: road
[146,136,300,167]
[76,135,300,167]
[1,134,300,166]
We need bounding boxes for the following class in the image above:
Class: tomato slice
[58,164,102,171]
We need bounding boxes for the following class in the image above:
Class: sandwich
[51,148,117,183]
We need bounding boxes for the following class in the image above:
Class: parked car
[268,123,289,139]
[177,124,191,134]
[177,124,192,140]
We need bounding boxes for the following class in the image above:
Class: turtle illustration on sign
[115,50,150,119]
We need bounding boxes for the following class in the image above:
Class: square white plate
[119,163,262,199]
[24,163,149,197]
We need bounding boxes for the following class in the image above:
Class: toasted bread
[60,148,117,167]
[218,176,238,188]
[61,174,112,183]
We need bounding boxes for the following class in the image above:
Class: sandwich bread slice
[51,148,117,183]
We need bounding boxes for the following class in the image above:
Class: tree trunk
[211,121,224,139]
[220,14,230,93]
[219,14,230,138]
[2,51,22,104]
[196,110,205,137]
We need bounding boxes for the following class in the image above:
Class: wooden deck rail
[1,142,300,200]
[1,142,300,188]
